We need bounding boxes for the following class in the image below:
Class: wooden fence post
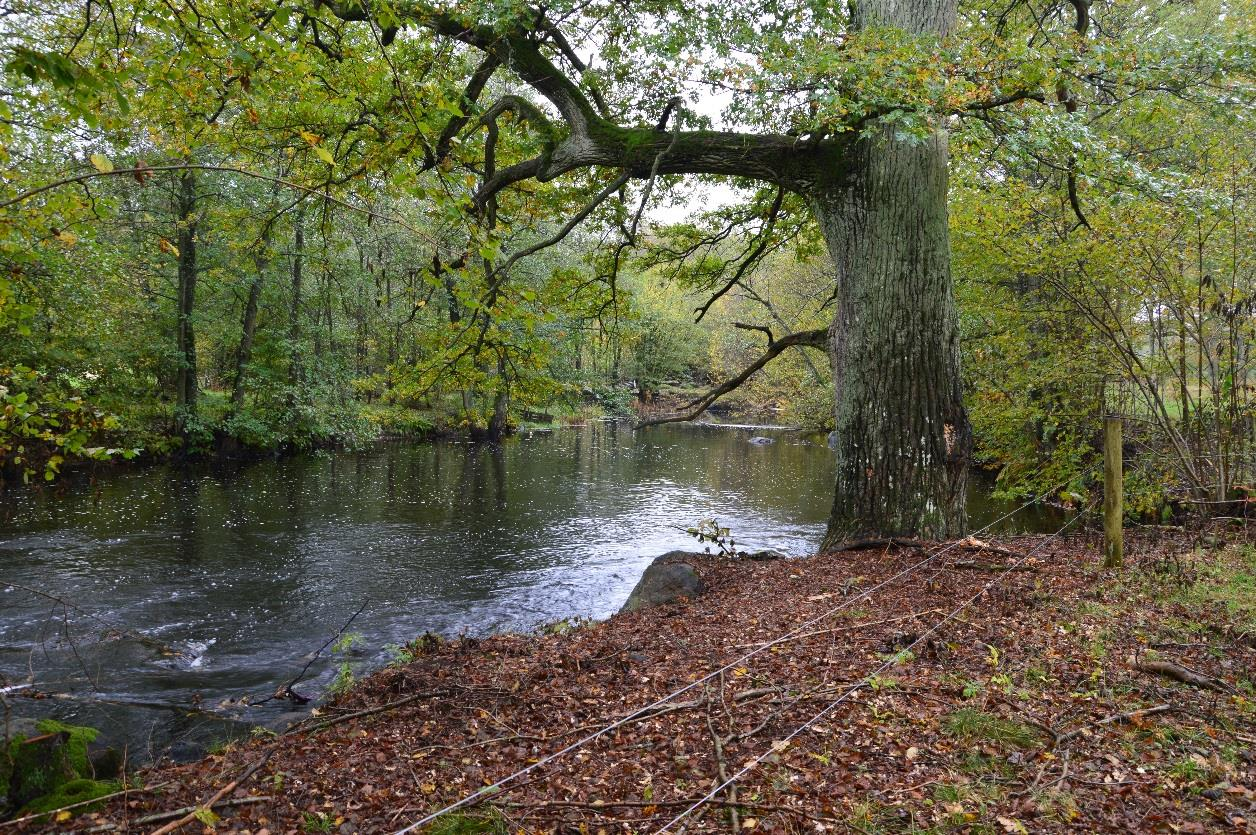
[1104,415,1123,568]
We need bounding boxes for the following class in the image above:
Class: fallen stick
[1054,703,1174,746]
[84,798,271,832]
[285,690,445,735]
[0,783,171,829]
[147,751,275,835]
[253,598,370,706]
[137,796,270,826]
[733,610,943,650]
[1132,658,1232,692]
[949,561,1038,572]
[703,692,739,832]
[955,537,1031,561]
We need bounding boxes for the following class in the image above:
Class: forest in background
[0,0,1253,524]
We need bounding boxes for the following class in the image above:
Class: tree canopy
[1,0,1254,538]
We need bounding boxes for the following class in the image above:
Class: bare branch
[635,328,828,429]
[733,322,774,344]
[694,185,786,322]
[490,170,632,281]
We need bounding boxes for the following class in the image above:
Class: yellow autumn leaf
[299,130,321,145]
[55,230,77,246]
[314,146,335,165]
[55,811,72,822]
[158,238,180,257]
[89,153,113,173]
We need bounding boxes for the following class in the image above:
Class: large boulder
[620,552,706,613]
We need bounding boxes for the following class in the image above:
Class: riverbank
[17,528,1255,833]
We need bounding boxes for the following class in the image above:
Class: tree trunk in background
[174,171,199,433]
[231,228,273,408]
[288,207,306,390]
[487,356,510,441]
[816,0,970,547]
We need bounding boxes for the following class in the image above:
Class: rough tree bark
[232,180,283,408]
[231,224,274,408]
[814,0,971,546]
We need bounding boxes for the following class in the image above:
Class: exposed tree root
[826,537,929,553]
[1132,658,1232,692]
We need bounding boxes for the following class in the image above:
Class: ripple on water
[0,424,1062,759]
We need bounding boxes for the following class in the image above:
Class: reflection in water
[0,423,1061,755]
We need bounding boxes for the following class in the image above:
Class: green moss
[18,778,119,818]
[33,720,96,776]
[2,719,110,821]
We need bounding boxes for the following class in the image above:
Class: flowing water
[0,422,1064,759]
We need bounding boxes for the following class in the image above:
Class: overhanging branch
[635,328,828,429]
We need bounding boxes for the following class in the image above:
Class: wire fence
[651,501,1096,833]
[388,470,1096,835]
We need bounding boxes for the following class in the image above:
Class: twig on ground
[286,691,444,735]
[1053,703,1174,746]
[0,783,171,829]
[146,751,276,835]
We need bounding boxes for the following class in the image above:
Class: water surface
[0,423,1060,757]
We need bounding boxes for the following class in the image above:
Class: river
[0,422,1064,759]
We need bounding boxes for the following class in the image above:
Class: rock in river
[620,552,707,613]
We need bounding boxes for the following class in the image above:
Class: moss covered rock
[2,719,116,821]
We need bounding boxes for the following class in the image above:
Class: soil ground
[19,527,1256,834]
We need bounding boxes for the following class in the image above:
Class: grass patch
[941,708,1041,749]
[1170,545,1256,632]
[426,809,509,835]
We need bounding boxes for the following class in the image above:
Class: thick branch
[635,328,828,428]
[432,54,500,162]
[321,1,857,192]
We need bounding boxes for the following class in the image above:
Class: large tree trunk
[815,0,970,547]
[173,171,199,433]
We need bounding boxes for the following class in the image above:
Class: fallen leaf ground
[27,528,1256,834]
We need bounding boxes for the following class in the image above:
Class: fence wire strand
[390,470,1095,835]
[652,502,1097,833]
